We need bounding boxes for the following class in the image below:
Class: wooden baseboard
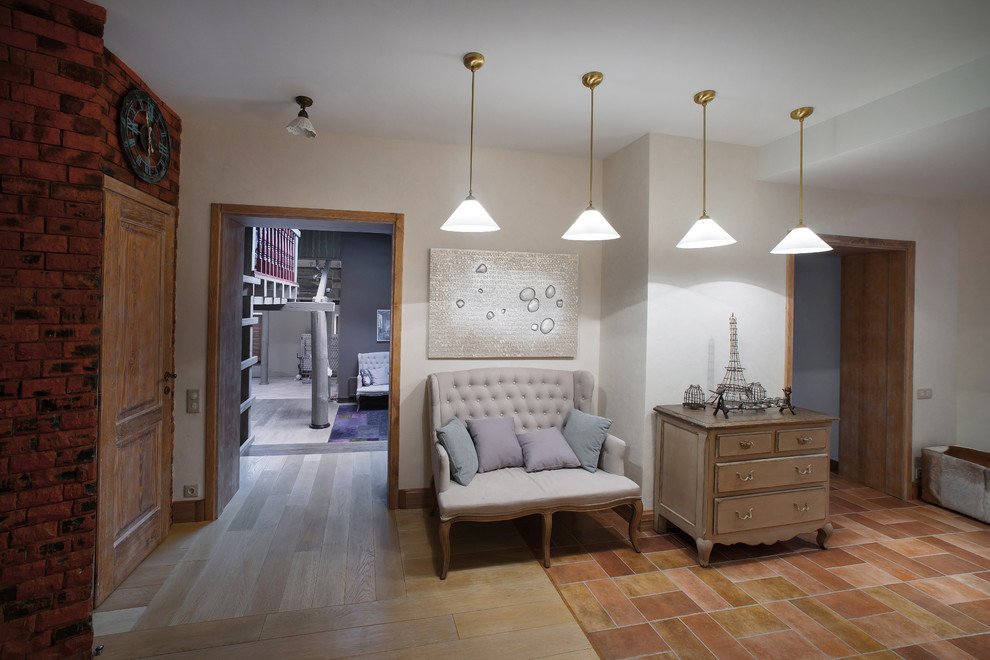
[173,499,207,523]
[398,488,433,509]
[641,508,655,532]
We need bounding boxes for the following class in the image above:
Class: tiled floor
[515,475,990,659]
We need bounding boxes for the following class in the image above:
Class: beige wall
[602,132,962,507]
[173,120,605,500]
[956,198,990,450]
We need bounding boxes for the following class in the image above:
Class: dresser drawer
[715,486,827,534]
[715,454,829,494]
[716,432,772,458]
[777,427,829,452]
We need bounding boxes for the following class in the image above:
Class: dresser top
[654,404,837,430]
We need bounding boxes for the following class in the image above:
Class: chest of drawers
[653,405,836,567]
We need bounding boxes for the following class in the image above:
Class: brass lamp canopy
[693,90,715,106]
[462,52,485,71]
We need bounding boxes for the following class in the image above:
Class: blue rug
[328,404,388,442]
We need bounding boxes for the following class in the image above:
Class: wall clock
[118,89,171,184]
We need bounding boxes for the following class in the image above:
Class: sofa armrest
[600,433,627,476]
[432,441,451,493]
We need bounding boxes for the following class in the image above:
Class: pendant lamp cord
[588,86,595,207]
[468,68,475,196]
[798,116,804,226]
[702,101,707,217]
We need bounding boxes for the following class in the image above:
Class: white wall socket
[917,388,933,399]
[183,484,198,498]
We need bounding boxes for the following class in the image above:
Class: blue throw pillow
[561,408,612,472]
[436,417,478,486]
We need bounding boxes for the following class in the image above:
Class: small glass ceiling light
[563,72,619,241]
[442,52,499,232]
[677,90,735,249]
[286,96,317,138]
[771,107,832,254]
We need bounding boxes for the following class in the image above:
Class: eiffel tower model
[707,314,773,410]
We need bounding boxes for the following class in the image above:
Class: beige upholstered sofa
[427,367,642,579]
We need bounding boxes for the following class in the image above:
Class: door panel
[96,178,176,605]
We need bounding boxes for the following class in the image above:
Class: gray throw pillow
[517,427,580,472]
[436,417,478,486]
[561,408,612,472]
[466,417,523,472]
[369,365,388,385]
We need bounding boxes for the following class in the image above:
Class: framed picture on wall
[377,309,391,342]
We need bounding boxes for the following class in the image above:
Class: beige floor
[92,452,593,659]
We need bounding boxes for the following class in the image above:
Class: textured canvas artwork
[428,248,579,358]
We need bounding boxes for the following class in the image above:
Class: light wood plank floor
[92,451,594,659]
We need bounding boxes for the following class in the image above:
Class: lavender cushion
[466,417,523,472]
[517,427,581,472]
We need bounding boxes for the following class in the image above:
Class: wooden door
[96,177,176,605]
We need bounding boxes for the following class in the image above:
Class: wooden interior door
[96,177,176,605]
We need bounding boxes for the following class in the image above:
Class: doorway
[787,235,915,500]
[206,205,404,519]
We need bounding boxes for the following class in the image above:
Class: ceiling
[97,0,990,201]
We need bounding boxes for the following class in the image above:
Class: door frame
[205,204,404,519]
[784,234,915,500]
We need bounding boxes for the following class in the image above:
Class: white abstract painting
[428,248,579,358]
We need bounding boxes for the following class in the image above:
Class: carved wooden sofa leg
[439,519,452,579]
[541,512,553,568]
[628,500,643,553]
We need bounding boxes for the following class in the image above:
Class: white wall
[173,121,604,500]
[603,132,961,508]
[956,198,990,450]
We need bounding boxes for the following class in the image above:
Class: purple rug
[329,404,388,442]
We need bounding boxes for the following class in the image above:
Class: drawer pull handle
[736,470,755,482]
[795,465,813,475]
[739,440,754,449]
[797,436,813,444]
[794,502,810,512]
[735,508,753,520]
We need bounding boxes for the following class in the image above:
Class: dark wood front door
[96,177,175,605]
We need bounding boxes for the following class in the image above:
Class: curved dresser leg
[696,538,714,567]
[817,522,833,550]
[542,512,553,568]
[439,519,452,579]
[628,500,643,553]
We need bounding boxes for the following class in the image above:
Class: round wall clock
[118,89,171,184]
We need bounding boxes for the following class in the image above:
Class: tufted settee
[356,351,389,410]
[427,367,642,579]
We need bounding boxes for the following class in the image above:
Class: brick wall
[0,0,180,657]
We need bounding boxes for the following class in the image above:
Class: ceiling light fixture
[676,90,736,249]
[286,95,317,138]
[441,52,499,233]
[771,107,832,254]
[563,72,619,241]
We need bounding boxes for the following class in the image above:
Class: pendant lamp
[563,72,619,241]
[771,107,832,254]
[286,96,317,138]
[441,52,499,232]
[677,90,735,249]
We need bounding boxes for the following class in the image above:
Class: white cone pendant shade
[771,224,832,254]
[677,90,735,249]
[563,206,620,241]
[441,195,499,232]
[443,52,499,233]
[286,96,317,138]
[677,215,736,249]
[772,106,831,255]
[563,72,619,241]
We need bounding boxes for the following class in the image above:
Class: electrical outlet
[183,484,198,498]
[917,388,933,400]
[187,389,200,413]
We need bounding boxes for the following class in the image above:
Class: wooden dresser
[653,405,837,566]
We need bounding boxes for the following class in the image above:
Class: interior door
[96,177,176,605]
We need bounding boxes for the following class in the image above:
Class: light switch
[187,388,201,413]
[917,388,933,400]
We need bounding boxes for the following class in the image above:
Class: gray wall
[339,232,393,399]
[793,254,842,460]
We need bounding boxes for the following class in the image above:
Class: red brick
[62,271,100,290]
[16,341,61,360]
[58,60,100,87]
[75,29,99,53]
[32,69,94,99]
[0,360,41,379]
[0,135,40,158]
[1,559,46,584]
[15,486,63,509]
[66,236,98,254]
[40,324,96,341]
[15,573,62,600]
[0,228,19,248]
[61,566,89,587]
[21,377,66,397]
[22,233,66,253]
[50,181,98,203]
[0,284,38,302]
[9,47,60,75]
[13,305,59,322]
[9,82,60,109]
[36,430,93,452]
[20,159,66,180]
[0,324,39,342]
[0,509,28,531]
[0,397,36,416]
[45,548,91,573]
[45,252,96,271]
[26,500,72,524]
[59,131,97,152]
[20,195,63,215]
[65,166,98,186]
[50,5,103,38]
[0,97,35,122]
[10,120,61,145]
[2,175,48,196]
[52,0,106,24]
[63,375,96,393]
[0,154,19,175]
[0,618,35,645]
[35,289,98,306]
[0,192,20,212]
[0,61,31,84]
[0,26,37,51]
[9,451,57,473]
[17,269,63,288]
[63,200,99,220]
[34,600,89,632]
[0,492,15,511]
[12,11,78,45]
[56,410,95,429]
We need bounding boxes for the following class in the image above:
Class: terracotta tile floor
[513,475,990,659]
